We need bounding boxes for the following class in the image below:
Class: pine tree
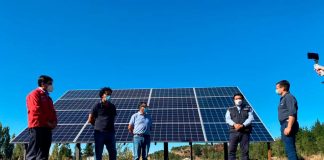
[59,144,72,159]
[0,123,3,158]
[12,134,24,160]
[193,144,202,157]
[312,119,324,153]
[50,144,60,160]
[1,126,14,159]
[116,143,132,160]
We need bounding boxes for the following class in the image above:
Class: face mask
[275,89,281,95]
[106,95,111,101]
[47,85,53,92]
[144,108,149,114]
[234,99,243,106]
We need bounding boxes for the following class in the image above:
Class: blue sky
[1,0,324,153]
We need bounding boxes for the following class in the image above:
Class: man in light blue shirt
[128,102,152,160]
[225,93,254,160]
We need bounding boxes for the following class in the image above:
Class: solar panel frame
[11,87,274,144]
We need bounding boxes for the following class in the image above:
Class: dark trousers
[281,121,299,160]
[228,132,250,160]
[26,127,52,160]
[94,130,117,160]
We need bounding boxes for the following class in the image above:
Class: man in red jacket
[26,75,57,160]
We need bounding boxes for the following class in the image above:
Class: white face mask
[47,85,54,92]
[275,89,281,95]
[234,99,243,106]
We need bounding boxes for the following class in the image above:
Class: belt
[134,134,150,137]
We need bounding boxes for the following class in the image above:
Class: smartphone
[308,52,319,60]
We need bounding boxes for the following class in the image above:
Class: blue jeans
[133,135,150,160]
[94,130,117,160]
[280,121,299,160]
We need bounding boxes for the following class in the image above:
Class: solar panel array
[12,87,273,143]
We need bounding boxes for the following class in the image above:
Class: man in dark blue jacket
[276,80,299,160]
[225,93,254,160]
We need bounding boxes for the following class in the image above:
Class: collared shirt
[225,105,254,126]
[278,92,298,122]
[129,112,152,135]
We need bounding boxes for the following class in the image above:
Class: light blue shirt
[129,112,152,135]
[225,106,254,126]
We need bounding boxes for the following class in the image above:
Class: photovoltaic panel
[61,90,99,99]
[200,109,262,123]
[56,98,149,111]
[115,109,137,123]
[75,125,94,143]
[150,109,200,123]
[52,125,84,143]
[55,99,99,110]
[11,128,29,143]
[111,89,151,98]
[204,123,229,142]
[112,98,148,110]
[114,124,133,142]
[252,113,261,122]
[12,125,85,144]
[57,111,89,124]
[151,123,205,142]
[151,88,194,97]
[203,122,273,142]
[249,123,273,142]
[200,109,227,123]
[77,123,205,143]
[76,124,133,143]
[61,89,150,99]
[195,87,240,97]
[197,97,233,109]
[149,98,197,109]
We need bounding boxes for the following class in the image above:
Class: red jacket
[27,88,57,129]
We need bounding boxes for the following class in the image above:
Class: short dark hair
[38,75,53,87]
[138,102,147,109]
[276,80,290,91]
[99,87,113,98]
[233,93,244,100]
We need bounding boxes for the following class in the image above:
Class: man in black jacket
[88,87,117,160]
